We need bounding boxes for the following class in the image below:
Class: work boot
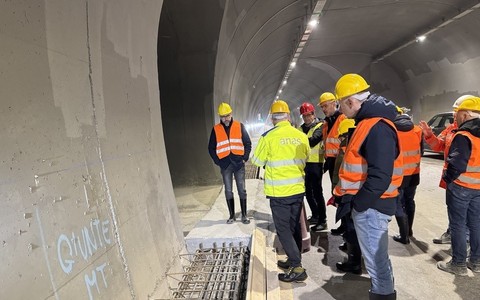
[331,222,346,236]
[278,266,308,282]
[369,290,397,299]
[307,216,319,224]
[277,259,291,270]
[433,230,451,244]
[240,198,250,224]
[467,259,480,273]
[311,222,328,232]
[392,216,410,244]
[336,243,362,275]
[437,260,468,276]
[226,198,236,224]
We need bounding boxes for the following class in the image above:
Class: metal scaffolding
[167,243,249,299]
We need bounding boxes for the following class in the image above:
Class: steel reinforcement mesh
[167,243,250,299]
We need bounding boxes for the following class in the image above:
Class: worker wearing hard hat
[208,102,252,224]
[298,102,327,232]
[419,95,473,245]
[392,106,423,245]
[437,96,480,276]
[333,74,401,299]
[251,100,310,283]
[319,92,347,235]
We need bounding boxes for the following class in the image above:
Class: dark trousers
[395,185,417,217]
[343,212,359,246]
[325,157,336,184]
[270,196,303,267]
[305,162,326,223]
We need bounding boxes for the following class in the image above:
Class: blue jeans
[446,182,480,264]
[352,208,394,295]
[220,164,247,200]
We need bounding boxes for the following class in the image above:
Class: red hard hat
[300,102,315,115]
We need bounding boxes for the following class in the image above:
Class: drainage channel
[166,242,250,299]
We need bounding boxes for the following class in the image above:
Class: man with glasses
[208,102,252,224]
[333,74,401,299]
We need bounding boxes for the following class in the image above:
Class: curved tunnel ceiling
[214,0,480,124]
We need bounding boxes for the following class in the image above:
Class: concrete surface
[183,153,480,300]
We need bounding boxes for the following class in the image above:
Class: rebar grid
[167,243,249,299]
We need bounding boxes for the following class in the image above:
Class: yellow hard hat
[338,118,355,136]
[218,102,232,116]
[319,92,336,105]
[335,73,370,100]
[453,95,475,109]
[270,100,290,114]
[454,96,480,112]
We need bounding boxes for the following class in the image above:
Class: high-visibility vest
[323,114,346,158]
[334,117,403,198]
[251,120,310,197]
[214,121,244,159]
[439,124,458,188]
[451,131,480,190]
[398,125,422,176]
[303,122,324,163]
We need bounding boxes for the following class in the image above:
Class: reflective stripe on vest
[334,117,403,198]
[323,114,346,158]
[214,121,244,159]
[452,131,480,189]
[251,120,309,197]
[398,125,422,176]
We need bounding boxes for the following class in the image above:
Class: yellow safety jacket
[251,120,310,197]
[299,122,325,163]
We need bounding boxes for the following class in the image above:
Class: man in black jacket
[208,103,252,224]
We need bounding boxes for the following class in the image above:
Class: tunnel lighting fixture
[308,19,319,28]
[273,0,326,103]
[416,35,426,42]
[373,1,480,63]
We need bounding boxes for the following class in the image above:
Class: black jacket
[208,119,252,171]
[443,118,480,184]
[348,94,400,216]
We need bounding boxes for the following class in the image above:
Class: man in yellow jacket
[251,100,310,283]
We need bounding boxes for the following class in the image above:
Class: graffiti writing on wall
[57,219,112,300]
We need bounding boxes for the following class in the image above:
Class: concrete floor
[178,153,480,300]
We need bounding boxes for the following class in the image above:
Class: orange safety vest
[398,125,422,176]
[323,114,346,157]
[451,131,480,190]
[439,124,459,188]
[214,121,244,159]
[334,118,403,198]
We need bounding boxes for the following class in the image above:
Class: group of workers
[208,73,480,300]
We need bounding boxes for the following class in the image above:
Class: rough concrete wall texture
[1,1,184,299]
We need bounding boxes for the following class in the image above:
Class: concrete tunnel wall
[1,1,184,299]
